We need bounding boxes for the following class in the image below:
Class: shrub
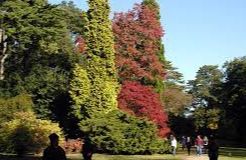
[0,111,64,155]
[0,93,33,123]
[80,110,169,154]
[63,138,82,153]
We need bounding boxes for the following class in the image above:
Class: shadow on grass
[0,154,41,160]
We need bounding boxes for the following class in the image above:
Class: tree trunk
[0,29,8,80]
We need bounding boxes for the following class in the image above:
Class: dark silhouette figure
[208,135,219,160]
[43,133,67,160]
[186,136,192,155]
[181,136,186,150]
[82,136,94,160]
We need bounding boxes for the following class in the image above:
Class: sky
[49,0,246,81]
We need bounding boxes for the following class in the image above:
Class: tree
[82,0,118,117]
[113,3,165,87]
[188,65,223,133]
[113,0,169,137]
[221,56,246,142]
[0,0,77,120]
[118,81,170,137]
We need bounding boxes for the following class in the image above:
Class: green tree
[163,61,193,136]
[83,0,118,117]
[0,0,78,119]
[221,56,246,142]
[188,65,223,133]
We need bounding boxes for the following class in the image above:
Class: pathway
[182,155,209,160]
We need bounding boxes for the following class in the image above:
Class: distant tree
[163,60,191,115]
[188,65,223,133]
[162,60,193,136]
[220,56,246,142]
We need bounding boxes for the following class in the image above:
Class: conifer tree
[83,0,118,117]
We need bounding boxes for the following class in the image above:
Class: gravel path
[182,155,209,160]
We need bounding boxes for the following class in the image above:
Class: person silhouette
[82,135,94,160]
[186,136,192,155]
[43,133,67,160]
[208,135,219,160]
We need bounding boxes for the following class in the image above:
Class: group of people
[170,134,219,160]
[43,133,93,160]
[43,133,218,160]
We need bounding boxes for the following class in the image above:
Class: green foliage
[188,65,223,133]
[0,111,64,155]
[221,56,246,142]
[69,64,90,119]
[0,93,33,122]
[22,66,70,118]
[59,1,86,35]
[83,0,118,116]
[80,110,169,154]
[0,0,79,119]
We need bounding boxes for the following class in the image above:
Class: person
[170,135,177,156]
[181,136,186,150]
[195,135,204,156]
[186,136,192,155]
[203,136,209,153]
[43,133,67,160]
[82,135,94,160]
[208,135,219,160]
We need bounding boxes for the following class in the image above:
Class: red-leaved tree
[113,4,165,83]
[113,2,170,137]
[118,81,170,137]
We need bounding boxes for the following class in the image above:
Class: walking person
[208,135,219,160]
[170,135,177,156]
[195,135,204,156]
[43,133,67,160]
[186,136,192,155]
[181,136,186,150]
[82,135,94,160]
[203,136,209,153]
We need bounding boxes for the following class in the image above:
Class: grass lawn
[69,154,181,160]
[1,147,246,160]
[0,153,182,160]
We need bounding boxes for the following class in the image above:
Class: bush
[80,110,170,154]
[0,111,64,155]
[0,93,33,123]
[64,138,82,153]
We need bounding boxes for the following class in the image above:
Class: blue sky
[49,0,246,81]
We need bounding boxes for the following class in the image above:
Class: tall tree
[113,0,169,137]
[221,56,246,142]
[188,65,223,133]
[83,0,118,117]
[0,0,76,120]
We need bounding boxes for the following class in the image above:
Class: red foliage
[113,4,165,82]
[63,138,82,153]
[75,35,86,53]
[118,81,170,137]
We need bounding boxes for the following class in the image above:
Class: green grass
[1,150,246,160]
[220,147,246,157]
[75,154,181,160]
[0,153,182,160]
[219,156,246,160]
